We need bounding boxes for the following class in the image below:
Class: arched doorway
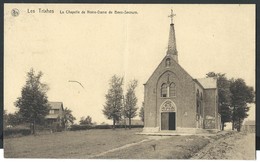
[160,100,177,130]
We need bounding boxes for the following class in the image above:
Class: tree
[14,68,50,134]
[62,107,76,130]
[6,111,23,127]
[230,78,254,131]
[124,80,138,129]
[206,72,232,130]
[79,115,93,125]
[218,104,232,130]
[103,75,124,129]
[139,102,144,123]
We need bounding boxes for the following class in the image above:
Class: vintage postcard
[4,4,255,159]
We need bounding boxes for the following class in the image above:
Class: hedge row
[69,124,144,131]
[4,125,144,136]
[4,128,31,137]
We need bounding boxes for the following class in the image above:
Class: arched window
[200,92,203,100]
[169,82,176,97]
[161,83,167,97]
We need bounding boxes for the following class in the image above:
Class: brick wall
[203,89,218,129]
[144,55,198,129]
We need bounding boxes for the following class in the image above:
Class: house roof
[243,120,255,126]
[45,114,60,119]
[196,78,217,89]
[49,102,63,110]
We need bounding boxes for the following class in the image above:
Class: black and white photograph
[3,4,255,159]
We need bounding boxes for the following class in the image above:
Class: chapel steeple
[166,9,178,63]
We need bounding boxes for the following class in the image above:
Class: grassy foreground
[4,128,218,159]
[4,128,146,158]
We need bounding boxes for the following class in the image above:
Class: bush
[126,125,144,128]
[69,124,93,131]
[92,125,112,129]
[4,128,31,137]
[49,122,64,132]
[69,124,143,131]
[114,125,144,129]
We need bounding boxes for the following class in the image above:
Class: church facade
[143,16,221,133]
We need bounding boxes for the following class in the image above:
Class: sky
[4,4,255,124]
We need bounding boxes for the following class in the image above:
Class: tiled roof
[196,78,217,89]
[49,102,63,109]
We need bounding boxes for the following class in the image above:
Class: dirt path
[191,132,255,160]
[90,136,171,158]
[89,139,151,158]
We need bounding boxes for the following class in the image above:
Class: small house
[45,102,64,127]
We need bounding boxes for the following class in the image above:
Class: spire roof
[166,10,178,62]
[166,23,177,56]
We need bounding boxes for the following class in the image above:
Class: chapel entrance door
[169,112,176,130]
[161,112,169,130]
[161,112,176,130]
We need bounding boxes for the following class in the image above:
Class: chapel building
[143,12,221,133]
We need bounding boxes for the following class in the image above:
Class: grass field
[4,128,212,159]
[4,128,146,158]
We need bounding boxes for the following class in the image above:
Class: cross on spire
[168,9,176,24]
